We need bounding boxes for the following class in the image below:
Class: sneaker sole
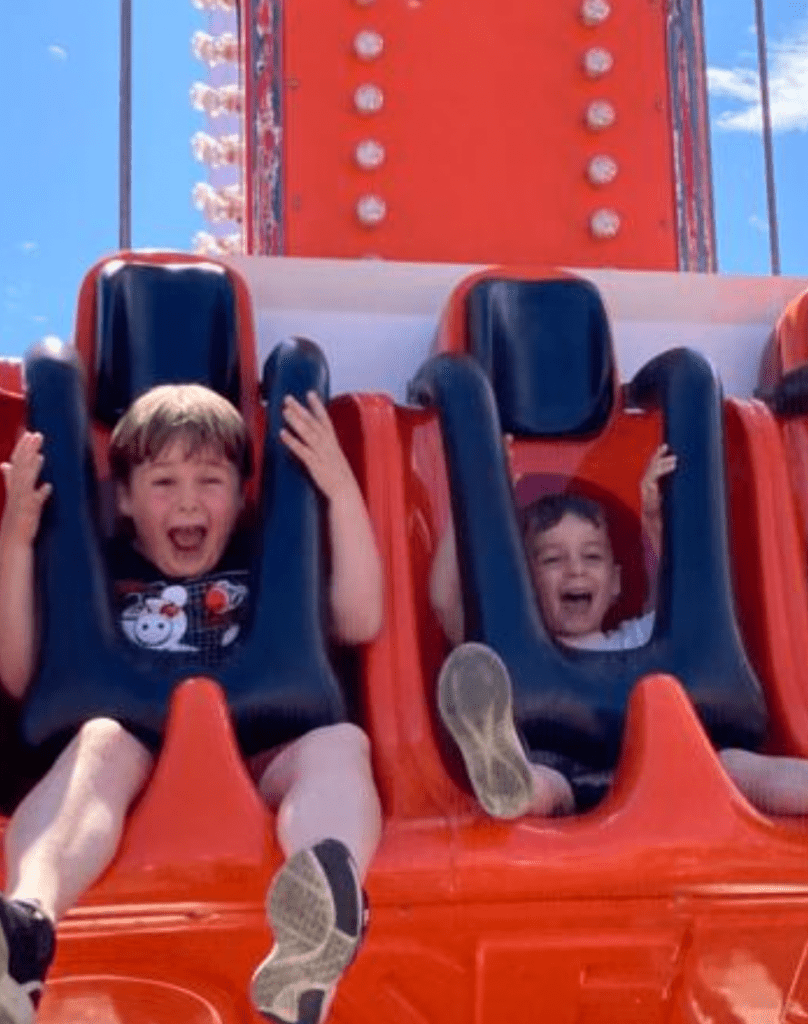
[251,839,363,1024]
[437,642,533,819]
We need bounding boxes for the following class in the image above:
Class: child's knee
[296,722,372,773]
[73,718,153,774]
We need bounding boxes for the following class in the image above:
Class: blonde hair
[109,383,251,484]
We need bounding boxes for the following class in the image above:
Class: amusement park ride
[5,0,808,1021]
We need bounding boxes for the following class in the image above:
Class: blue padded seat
[22,336,346,758]
[411,277,767,772]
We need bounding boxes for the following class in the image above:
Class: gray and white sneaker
[251,839,367,1024]
[437,642,534,819]
[0,897,55,1024]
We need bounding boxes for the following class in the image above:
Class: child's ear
[609,564,622,605]
[115,481,133,518]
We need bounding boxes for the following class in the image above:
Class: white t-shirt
[562,611,655,652]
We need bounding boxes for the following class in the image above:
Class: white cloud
[47,44,67,60]
[708,24,808,132]
[31,316,47,325]
[748,214,769,234]
[20,242,37,254]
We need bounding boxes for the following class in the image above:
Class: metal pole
[753,0,781,275]
[119,0,132,249]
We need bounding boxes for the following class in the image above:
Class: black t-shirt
[106,533,253,669]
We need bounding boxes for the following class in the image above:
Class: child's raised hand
[0,432,53,546]
[640,443,677,521]
[279,392,357,501]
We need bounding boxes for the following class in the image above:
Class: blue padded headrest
[92,261,241,426]
[464,278,616,437]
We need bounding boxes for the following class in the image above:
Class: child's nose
[177,483,200,511]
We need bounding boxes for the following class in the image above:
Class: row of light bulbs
[579,0,621,240]
[189,14,244,254]
[191,0,237,10]
[349,22,388,229]
[350,0,622,241]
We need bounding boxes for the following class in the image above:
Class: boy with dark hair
[431,445,808,819]
[0,382,384,1024]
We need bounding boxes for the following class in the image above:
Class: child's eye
[152,477,175,487]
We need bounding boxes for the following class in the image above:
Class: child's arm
[640,443,677,609]
[640,443,677,557]
[280,392,383,644]
[429,519,464,648]
[0,432,52,698]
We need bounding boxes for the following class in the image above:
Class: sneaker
[251,839,367,1024]
[0,897,55,1024]
[437,642,534,819]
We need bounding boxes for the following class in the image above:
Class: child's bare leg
[5,718,153,921]
[251,723,380,1024]
[720,748,808,816]
[257,723,381,878]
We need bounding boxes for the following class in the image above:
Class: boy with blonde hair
[0,382,384,1024]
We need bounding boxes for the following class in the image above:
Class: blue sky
[0,0,805,353]
[704,0,808,275]
[0,0,202,354]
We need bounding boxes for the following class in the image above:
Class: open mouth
[168,526,207,553]
[560,590,593,612]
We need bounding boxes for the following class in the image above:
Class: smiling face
[116,438,243,579]
[527,511,621,642]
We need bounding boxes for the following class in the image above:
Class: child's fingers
[283,399,340,459]
[304,391,334,430]
[279,427,314,467]
[14,453,45,491]
[10,431,43,462]
[284,392,334,436]
[34,482,53,505]
[282,400,321,444]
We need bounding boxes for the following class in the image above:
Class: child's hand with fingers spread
[279,392,357,501]
[0,432,53,547]
[640,443,677,522]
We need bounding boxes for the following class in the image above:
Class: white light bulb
[587,154,618,185]
[586,100,616,129]
[354,30,384,60]
[354,84,384,114]
[590,208,621,238]
[356,194,387,225]
[355,139,386,169]
[581,0,611,26]
[584,47,614,77]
